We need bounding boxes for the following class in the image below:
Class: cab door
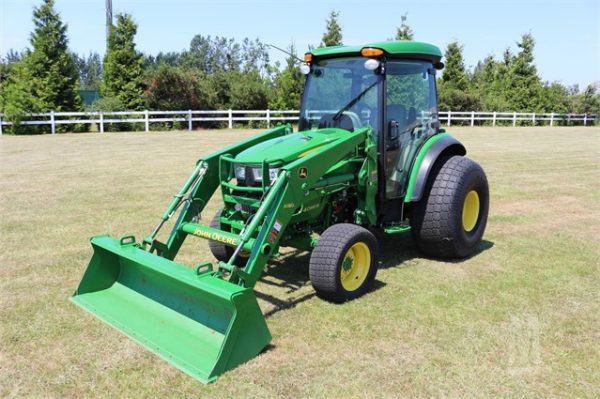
[384,60,439,199]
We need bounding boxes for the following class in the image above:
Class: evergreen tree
[472,55,510,111]
[102,13,145,110]
[1,62,45,127]
[27,0,81,111]
[1,0,81,132]
[438,41,479,111]
[506,33,543,112]
[441,41,468,90]
[321,11,343,47]
[395,13,414,40]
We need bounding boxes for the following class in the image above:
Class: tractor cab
[299,42,444,204]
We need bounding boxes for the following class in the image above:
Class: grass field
[1,127,599,398]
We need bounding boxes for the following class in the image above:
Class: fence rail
[0,110,596,135]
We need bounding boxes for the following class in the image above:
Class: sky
[1,0,599,89]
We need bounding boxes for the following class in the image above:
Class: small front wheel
[208,210,248,266]
[309,223,379,302]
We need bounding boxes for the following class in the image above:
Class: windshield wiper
[332,79,379,121]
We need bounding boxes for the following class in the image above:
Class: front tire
[309,224,379,302]
[208,210,248,266]
[410,155,489,258]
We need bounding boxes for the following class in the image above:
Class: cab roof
[309,40,442,64]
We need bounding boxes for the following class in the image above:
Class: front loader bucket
[71,235,271,383]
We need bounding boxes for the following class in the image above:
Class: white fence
[0,110,596,135]
[442,111,595,127]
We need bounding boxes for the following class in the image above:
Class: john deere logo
[299,167,308,179]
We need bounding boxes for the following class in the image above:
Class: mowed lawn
[1,127,599,398]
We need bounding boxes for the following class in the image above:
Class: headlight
[269,168,281,181]
[250,167,281,182]
[234,165,246,180]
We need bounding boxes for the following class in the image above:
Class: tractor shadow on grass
[256,249,315,318]
[255,236,493,318]
[377,231,495,268]
[256,248,386,317]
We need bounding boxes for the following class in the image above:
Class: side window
[384,61,438,198]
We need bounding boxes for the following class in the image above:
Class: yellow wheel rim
[462,190,480,232]
[340,242,371,292]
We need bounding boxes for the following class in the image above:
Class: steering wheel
[339,111,363,130]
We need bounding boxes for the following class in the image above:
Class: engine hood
[234,128,350,165]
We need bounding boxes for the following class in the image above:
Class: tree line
[0,1,597,134]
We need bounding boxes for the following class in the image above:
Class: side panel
[404,133,466,203]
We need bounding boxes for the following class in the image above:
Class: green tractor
[71,41,489,383]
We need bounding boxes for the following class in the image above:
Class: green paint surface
[71,235,271,383]
[234,128,348,164]
[310,40,442,61]
[404,133,451,202]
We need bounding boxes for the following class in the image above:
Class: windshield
[299,57,382,133]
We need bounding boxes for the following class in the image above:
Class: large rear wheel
[410,155,489,258]
[309,223,379,302]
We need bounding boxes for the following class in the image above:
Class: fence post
[583,114,587,126]
[50,111,56,134]
[99,112,104,133]
[532,112,535,125]
[550,112,554,127]
[447,110,451,127]
[470,111,475,127]
[144,110,149,132]
[492,111,496,127]
[513,112,517,127]
[266,109,271,129]
[228,109,233,129]
[188,110,192,131]
[0,114,3,136]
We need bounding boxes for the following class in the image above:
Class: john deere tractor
[72,41,489,383]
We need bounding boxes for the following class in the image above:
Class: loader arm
[71,125,371,384]
[145,124,292,259]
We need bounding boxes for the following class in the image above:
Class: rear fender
[404,133,466,203]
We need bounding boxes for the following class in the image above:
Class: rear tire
[410,155,489,258]
[309,223,379,302]
[208,210,248,266]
